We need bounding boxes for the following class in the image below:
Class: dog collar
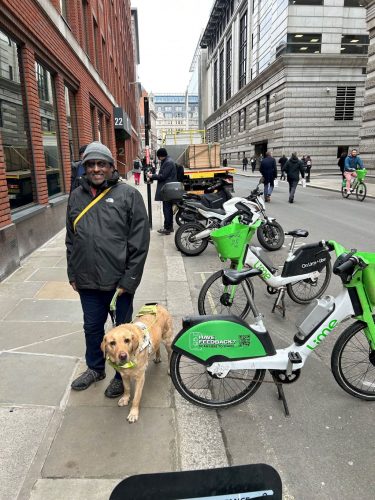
[106,357,136,371]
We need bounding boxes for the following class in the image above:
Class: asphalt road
[180,177,375,499]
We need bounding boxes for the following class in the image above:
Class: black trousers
[288,179,299,201]
[79,289,133,379]
[163,201,174,230]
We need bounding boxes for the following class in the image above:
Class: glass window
[64,86,79,161]
[256,99,260,126]
[265,94,270,123]
[335,87,356,120]
[239,12,248,89]
[344,0,364,6]
[213,59,218,111]
[341,34,369,54]
[35,62,63,197]
[82,1,89,53]
[289,0,323,4]
[1,30,34,209]
[219,48,224,107]
[226,116,231,137]
[226,37,232,101]
[60,0,68,19]
[287,33,321,54]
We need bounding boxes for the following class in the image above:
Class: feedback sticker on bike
[191,333,238,349]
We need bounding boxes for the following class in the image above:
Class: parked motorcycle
[175,178,233,226]
[174,186,284,256]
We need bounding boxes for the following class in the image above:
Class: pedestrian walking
[305,155,312,183]
[70,144,88,192]
[338,152,347,179]
[132,156,142,186]
[66,141,150,397]
[284,152,305,203]
[250,156,257,173]
[278,154,287,180]
[242,156,248,171]
[223,157,228,167]
[147,147,177,235]
[259,151,277,202]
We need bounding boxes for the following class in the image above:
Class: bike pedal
[288,352,302,364]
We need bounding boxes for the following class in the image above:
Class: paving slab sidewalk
[0,180,228,500]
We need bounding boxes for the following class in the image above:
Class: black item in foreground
[109,463,282,500]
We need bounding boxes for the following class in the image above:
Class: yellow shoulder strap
[73,187,112,232]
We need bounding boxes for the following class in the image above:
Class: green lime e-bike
[170,240,375,410]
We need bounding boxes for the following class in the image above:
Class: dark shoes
[104,378,124,398]
[157,228,174,235]
[265,196,271,202]
[71,368,105,391]
[289,199,294,203]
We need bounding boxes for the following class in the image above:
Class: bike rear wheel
[286,260,332,304]
[356,181,367,202]
[170,351,265,409]
[331,318,375,400]
[198,270,254,319]
[256,221,285,251]
[175,208,184,226]
[174,222,208,256]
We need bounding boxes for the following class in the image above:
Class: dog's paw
[118,395,130,407]
[127,409,139,423]
[153,356,161,364]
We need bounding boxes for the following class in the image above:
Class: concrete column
[359,0,375,165]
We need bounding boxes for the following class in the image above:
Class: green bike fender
[172,318,274,365]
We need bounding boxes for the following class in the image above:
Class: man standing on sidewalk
[66,141,150,398]
[242,155,248,171]
[148,147,177,235]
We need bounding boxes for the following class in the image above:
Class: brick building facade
[0,0,140,279]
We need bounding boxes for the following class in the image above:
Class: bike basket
[211,223,250,261]
[356,168,367,182]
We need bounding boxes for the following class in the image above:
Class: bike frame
[207,241,375,377]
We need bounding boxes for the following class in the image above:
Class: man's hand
[117,287,126,296]
[70,281,77,291]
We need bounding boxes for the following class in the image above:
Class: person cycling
[344,149,363,193]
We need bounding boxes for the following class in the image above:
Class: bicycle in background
[341,168,367,202]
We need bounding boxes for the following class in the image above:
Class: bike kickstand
[271,288,286,317]
[270,372,290,417]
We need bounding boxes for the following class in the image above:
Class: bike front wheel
[256,221,285,251]
[198,270,254,319]
[331,318,375,400]
[174,222,208,256]
[170,351,265,409]
[341,184,350,198]
[286,261,332,304]
[356,181,367,202]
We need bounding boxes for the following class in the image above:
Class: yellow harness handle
[73,187,112,232]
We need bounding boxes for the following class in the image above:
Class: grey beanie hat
[82,141,115,165]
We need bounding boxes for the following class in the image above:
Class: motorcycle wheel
[256,221,285,251]
[174,222,209,256]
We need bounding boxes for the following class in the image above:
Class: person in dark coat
[242,156,248,171]
[222,157,228,167]
[250,156,257,173]
[278,154,287,180]
[148,147,177,234]
[338,152,347,179]
[259,151,277,202]
[284,152,305,203]
[66,141,150,396]
[70,144,88,192]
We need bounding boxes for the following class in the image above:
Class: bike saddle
[191,202,226,215]
[285,229,309,238]
[222,268,262,286]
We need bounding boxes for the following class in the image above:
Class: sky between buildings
[132,0,213,94]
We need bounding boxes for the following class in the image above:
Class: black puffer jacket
[151,156,177,201]
[66,172,150,293]
[284,157,305,182]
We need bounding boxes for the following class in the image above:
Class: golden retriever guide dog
[101,304,173,423]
